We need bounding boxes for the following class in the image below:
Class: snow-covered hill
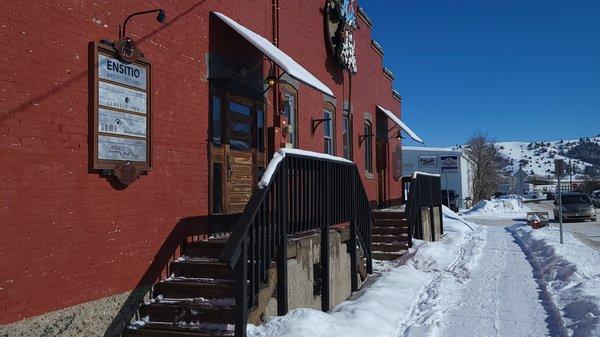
[457,136,600,179]
[496,137,600,178]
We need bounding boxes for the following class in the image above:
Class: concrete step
[373,211,405,220]
[372,226,408,236]
[183,241,227,259]
[372,234,408,244]
[153,279,235,300]
[374,218,408,227]
[372,242,409,252]
[372,251,406,261]
[170,259,233,280]
[139,299,235,324]
[123,322,234,337]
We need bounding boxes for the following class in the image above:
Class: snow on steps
[124,241,237,337]
[371,210,410,260]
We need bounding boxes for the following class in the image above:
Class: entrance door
[376,140,387,208]
[210,90,266,214]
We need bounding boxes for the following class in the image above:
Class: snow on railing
[258,148,353,189]
[412,171,441,179]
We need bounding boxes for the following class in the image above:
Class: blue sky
[361,0,600,147]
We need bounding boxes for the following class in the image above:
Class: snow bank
[509,224,600,336]
[497,193,525,201]
[460,197,531,218]
[247,206,485,337]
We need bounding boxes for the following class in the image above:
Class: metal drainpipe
[269,0,282,158]
[348,72,353,160]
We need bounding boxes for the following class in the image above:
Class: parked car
[592,190,600,207]
[553,192,597,222]
[441,189,459,212]
[546,192,555,200]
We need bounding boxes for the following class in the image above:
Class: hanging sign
[91,42,152,184]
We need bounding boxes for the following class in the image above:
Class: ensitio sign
[98,54,147,90]
[91,41,152,183]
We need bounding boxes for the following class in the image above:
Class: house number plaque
[91,41,152,185]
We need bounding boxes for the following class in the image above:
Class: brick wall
[0,0,405,324]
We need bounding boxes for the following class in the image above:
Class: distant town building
[402,147,475,210]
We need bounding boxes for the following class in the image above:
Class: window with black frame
[281,85,298,148]
[323,106,334,155]
[342,111,352,159]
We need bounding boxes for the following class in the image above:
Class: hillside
[495,137,600,179]
[455,136,600,179]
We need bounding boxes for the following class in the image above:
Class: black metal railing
[219,152,375,337]
[402,173,443,242]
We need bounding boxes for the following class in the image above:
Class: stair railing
[403,172,444,242]
[219,151,375,337]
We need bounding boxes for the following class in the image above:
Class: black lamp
[121,9,166,38]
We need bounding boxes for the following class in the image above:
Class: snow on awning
[377,105,424,143]
[213,12,334,97]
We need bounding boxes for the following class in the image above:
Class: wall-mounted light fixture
[115,8,166,63]
[121,9,166,38]
[387,130,404,142]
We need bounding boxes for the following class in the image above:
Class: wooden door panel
[229,203,247,214]
[230,152,253,165]
[209,90,265,215]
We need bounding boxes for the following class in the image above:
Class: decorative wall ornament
[325,0,358,74]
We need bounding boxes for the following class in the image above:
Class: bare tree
[464,132,509,203]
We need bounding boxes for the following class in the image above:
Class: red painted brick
[1,0,405,324]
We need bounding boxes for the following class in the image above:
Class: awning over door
[213,12,334,97]
[377,105,424,143]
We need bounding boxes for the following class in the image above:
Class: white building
[402,147,475,210]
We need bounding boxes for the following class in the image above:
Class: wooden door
[209,91,266,215]
[376,140,387,208]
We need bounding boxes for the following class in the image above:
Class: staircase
[371,211,411,260]
[123,150,376,337]
[123,240,236,337]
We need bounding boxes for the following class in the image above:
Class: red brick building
[1,1,422,335]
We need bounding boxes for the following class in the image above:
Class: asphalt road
[526,200,600,250]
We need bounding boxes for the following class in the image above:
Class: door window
[256,109,265,152]
[228,100,253,151]
[211,96,222,146]
[229,101,252,116]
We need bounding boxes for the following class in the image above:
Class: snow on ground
[460,196,531,218]
[249,205,600,337]
[434,223,553,337]
[510,224,600,336]
[247,207,485,337]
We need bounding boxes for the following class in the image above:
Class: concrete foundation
[0,286,150,337]
[3,227,364,335]
[252,225,365,323]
